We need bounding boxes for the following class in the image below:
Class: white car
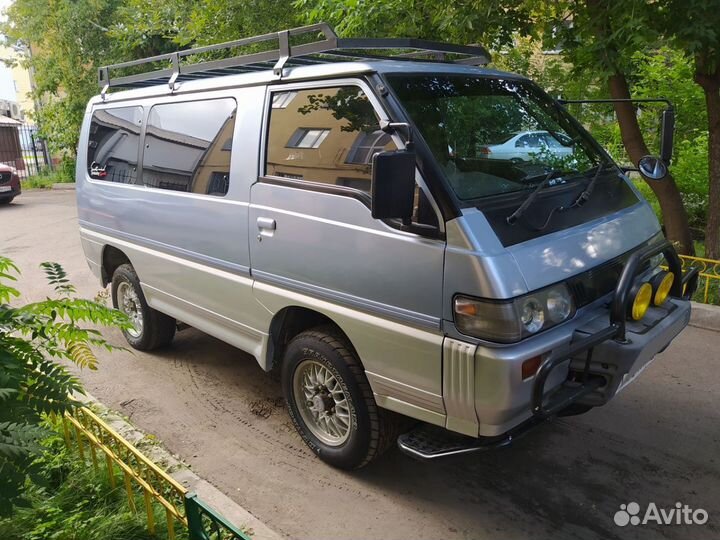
[478,130,574,162]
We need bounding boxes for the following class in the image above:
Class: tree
[0,258,129,515]
[662,0,720,257]
[1,0,125,157]
[540,0,694,254]
[300,0,695,253]
[110,0,300,53]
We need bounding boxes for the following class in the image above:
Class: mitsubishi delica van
[77,24,699,469]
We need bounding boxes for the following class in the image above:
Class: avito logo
[614,502,709,527]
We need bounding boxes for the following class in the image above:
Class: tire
[282,326,403,469]
[111,263,175,351]
[0,197,13,205]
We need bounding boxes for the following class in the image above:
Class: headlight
[546,289,573,322]
[454,284,576,343]
[520,298,544,333]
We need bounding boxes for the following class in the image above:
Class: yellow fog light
[629,282,653,321]
[650,271,675,306]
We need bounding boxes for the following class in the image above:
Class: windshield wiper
[506,161,615,230]
[506,169,563,225]
[569,160,613,208]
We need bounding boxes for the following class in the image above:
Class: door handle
[256,217,276,230]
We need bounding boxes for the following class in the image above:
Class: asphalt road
[1,190,719,540]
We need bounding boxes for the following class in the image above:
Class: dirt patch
[249,397,285,419]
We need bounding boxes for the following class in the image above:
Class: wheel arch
[265,305,358,372]
[101,244,132,287]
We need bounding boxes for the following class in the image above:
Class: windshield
[387,74,607,201]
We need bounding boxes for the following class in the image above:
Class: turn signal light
[522,355,543,380]
[650,271,674,306]
[629,282,653,321]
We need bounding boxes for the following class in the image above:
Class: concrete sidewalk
[690,302,720,333]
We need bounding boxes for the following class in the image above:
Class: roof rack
[98,22,491,93]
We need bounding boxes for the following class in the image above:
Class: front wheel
[282,326,401,469]
[111,263,175,350]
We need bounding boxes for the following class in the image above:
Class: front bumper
[398,241,697,460]
[532,297,690,416]
[531,240,696,417]
[0,175,20,199]
[475,240,697,433]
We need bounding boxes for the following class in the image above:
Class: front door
[249,80,446,400]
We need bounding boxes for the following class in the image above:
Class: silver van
[77,24,698,469]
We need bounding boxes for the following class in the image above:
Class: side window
[515,135,529,148]
[265,86,396,193]
[142,98,236,196]
[526,133,542,147]
[87,106,143,183]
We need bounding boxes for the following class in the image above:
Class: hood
[507,202,661,291]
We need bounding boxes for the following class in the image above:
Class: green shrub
[0,424,188,540]
[23,156,76,188]
[0,258,129,515]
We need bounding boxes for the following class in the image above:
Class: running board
[397,417,546,460]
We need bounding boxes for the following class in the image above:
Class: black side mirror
[371,150,416,221]
[660,108,675,165]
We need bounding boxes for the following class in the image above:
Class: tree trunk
[608,73,695,255]
[695,69,720,259]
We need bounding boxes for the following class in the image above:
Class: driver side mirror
[371,150,416,221]
[660,108,675,164]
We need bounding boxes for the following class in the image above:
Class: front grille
[0,172,11,184]
[568,244,654,308]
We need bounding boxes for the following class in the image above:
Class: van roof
[92,23,524,105]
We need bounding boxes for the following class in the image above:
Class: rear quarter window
[142,98,236,197]
[87,106,143,183]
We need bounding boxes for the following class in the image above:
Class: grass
[23,158,75,189]
[0,425,189,540]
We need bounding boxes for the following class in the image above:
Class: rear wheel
[282,326,402,469]
[111,263,175,350]
[0,197,13,205]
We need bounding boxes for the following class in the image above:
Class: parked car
[0,164,20,204]
[478,130,574,163]
[77,24,696,469]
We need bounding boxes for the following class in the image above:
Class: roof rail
[98,23,491,92]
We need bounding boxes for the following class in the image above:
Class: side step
[397,417,546,460]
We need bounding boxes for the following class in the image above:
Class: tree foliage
[0,0,125,155]
[3,0,718,253]
[0,257,129,515]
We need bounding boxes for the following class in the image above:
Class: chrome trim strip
[366,371,445,414]
[142,283,264,340]
[375,394,446,427]
[79,222,250,277]
[253,269,441,331]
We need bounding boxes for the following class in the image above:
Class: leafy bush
[0,258,129,515]
[23,159,76,189]
[0,423,188,540]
